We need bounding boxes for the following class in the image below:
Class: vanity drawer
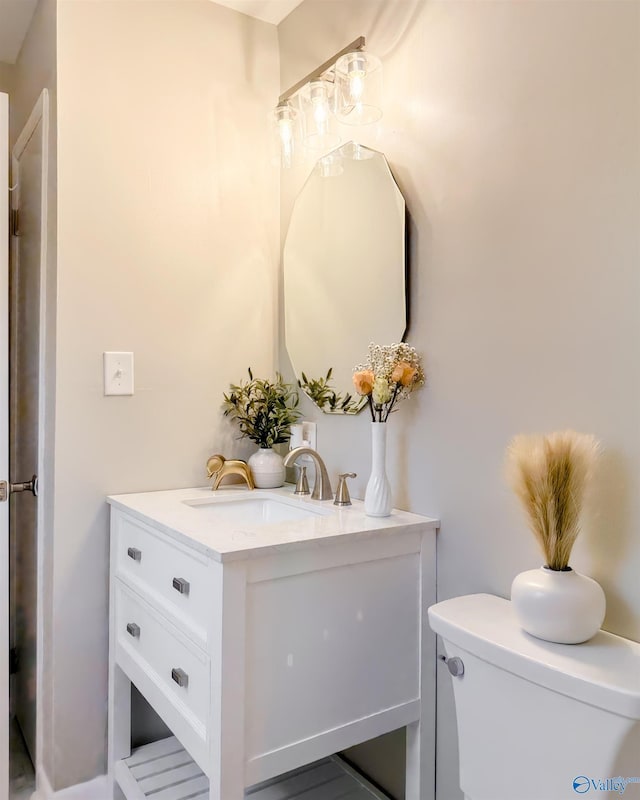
[114,513,214,644]
[115,581,210,732]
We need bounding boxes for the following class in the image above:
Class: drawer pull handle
[127,547,142,562]
[126,622,140,638]
[172,577,190,595]
[171,668,189,688]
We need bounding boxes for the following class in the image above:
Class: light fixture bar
[278,35,366,104]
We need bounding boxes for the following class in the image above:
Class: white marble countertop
[107,484,439,562]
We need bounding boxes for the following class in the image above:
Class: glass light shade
[316,151,344,178]
[334,51,383,126]
[300,79,341,154]
[340,141,375,161]
[268,101,301,169]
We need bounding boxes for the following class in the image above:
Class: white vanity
[107,486,438,800]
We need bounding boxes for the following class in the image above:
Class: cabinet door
[245,551,420,776]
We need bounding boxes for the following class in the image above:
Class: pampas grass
[506,430,600,571]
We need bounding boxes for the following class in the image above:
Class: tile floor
[9,717,35,800]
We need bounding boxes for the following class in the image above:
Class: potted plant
[223,369,301,488]
[506,430,604,643]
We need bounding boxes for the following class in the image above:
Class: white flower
[353,341,425,422]
[372,376,392,405]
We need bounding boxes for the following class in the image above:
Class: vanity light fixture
[270,36,383,168]
[334,50,383,126]
[269,100,300,170]
[299,78,339,154]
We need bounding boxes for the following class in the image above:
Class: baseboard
[32,767,109,800]
[30,766,52,800]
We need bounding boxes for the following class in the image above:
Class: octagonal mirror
[284,142,407,414]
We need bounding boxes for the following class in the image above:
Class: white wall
[278,1,640,798]
[54,0,279,789]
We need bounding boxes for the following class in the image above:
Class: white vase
[248,447,285,489]
[364,422,392,517]
[511,565,606,644]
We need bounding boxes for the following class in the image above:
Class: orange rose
[391,361,417,386]
[353,369,375,395]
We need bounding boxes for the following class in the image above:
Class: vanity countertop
[107,485,438,563]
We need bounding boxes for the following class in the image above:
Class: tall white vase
[364,422,392,517]
[511,565,606,644]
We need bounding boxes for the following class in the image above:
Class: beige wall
[0,62,13,96]
[9,0,56,144]
[55,0,279,788]
[278,1,640,798]
[10,0,57,783]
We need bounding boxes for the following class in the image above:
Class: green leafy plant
[298,368,364,415]
[223,368,301,448]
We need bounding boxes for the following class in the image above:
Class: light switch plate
[104,352,134,396]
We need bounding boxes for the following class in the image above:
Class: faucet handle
[294,465,310,496]
[334,472,356,506]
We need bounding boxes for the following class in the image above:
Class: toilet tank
[429,594,640,800]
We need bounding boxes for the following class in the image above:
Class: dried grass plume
[506,430,600,571]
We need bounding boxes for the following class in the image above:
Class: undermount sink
[182,495,331,526]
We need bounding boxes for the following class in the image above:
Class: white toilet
[428,593,640,800]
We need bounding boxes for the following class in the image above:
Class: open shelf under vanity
[115,736,389,800]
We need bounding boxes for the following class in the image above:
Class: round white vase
[511,565,606,644]
[248,447,285,489]
[364,422,392,517]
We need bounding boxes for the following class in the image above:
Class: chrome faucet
[283,447,333,501]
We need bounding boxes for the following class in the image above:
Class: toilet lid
[428,593,640,720]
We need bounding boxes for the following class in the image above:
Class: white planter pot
[511,566,606,644]
[364,422,392,517]
[248,447,285,489]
